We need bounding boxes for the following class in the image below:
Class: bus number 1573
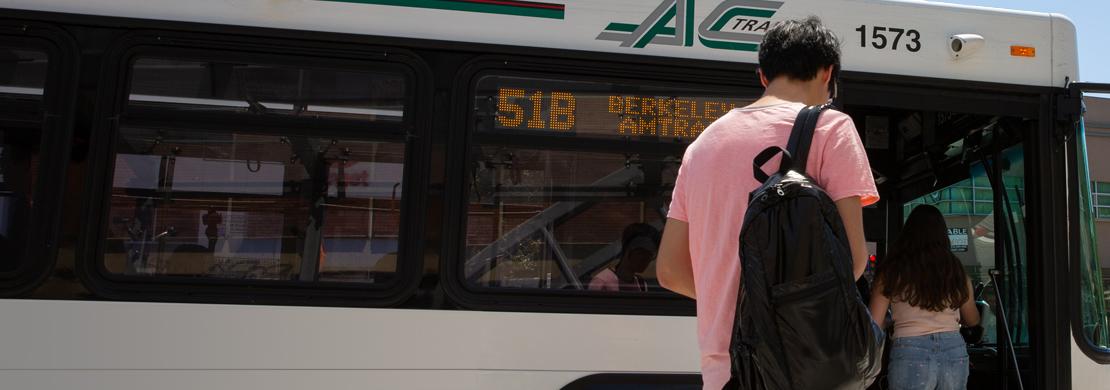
[855,24,922,52]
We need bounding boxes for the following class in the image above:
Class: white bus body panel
[0,299,699,388]
[0,0,1102,386]
[1050,14,1079,84]
[1,0,1076,87]
[1073,336,1110,388]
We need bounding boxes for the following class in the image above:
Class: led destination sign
[478,76,752,141]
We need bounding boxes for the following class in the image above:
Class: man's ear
[822,65,835,85]
[821,64,834,86]
[758,69,770,87]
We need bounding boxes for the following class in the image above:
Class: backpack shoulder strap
[784,104,828,174]
[752,146,789,183]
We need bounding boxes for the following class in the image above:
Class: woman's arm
[959,278,981,327]
[869,280,891,329]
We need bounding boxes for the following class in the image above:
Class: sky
[937,0,1109,84]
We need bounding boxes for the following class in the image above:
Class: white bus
[0,0,1106,388]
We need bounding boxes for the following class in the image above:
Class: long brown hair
[876,205,969,311]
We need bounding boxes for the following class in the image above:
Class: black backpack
[724,105,883,390]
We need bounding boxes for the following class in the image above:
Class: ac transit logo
[597,0,784,52]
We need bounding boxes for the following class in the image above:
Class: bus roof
[2,0,1079,88]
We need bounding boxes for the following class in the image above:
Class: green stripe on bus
[698,36,759,52]
[321,0,565,19]
[604,23,639,33]
[684,0,695,46]
[633,5,677,48]
[709,8,776,31]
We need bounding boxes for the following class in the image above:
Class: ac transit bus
[0,0,1107,388]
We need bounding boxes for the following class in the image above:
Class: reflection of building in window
[902,176,1011,217]
[1094,182,1110,312]
[98,55,410,287]
[463,147,672,292]
[104,134,405,284]
[1093,181,1110,220]
[902,175,1029,288]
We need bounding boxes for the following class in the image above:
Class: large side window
[0,46,48,274]
[97,53,414,293]
[0,29,74,295]
[461,73,754,298]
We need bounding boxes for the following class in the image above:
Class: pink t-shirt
[668,102,879,390]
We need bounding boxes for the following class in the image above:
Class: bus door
[1062,83,1110,385]
[845,97,1038,389]
[898,119,1029,390]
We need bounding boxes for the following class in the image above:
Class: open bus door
[843,90,1038,389]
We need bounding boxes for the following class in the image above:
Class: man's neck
[750,77,826,107]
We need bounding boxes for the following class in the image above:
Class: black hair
[875,205,970,311]
[757,16,841,82]
[620,223,659,251]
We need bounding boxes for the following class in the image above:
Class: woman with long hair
[870,205,981,390]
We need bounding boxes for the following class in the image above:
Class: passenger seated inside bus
[588,223,659,292]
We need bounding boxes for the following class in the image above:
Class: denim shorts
[888,331,969,390]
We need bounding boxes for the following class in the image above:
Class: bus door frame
[1060,83,1110,369]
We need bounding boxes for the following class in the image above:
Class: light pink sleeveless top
[891,299,961,338]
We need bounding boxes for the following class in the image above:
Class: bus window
[904,172,998,286]
[463,74,754,294]
[1076,111,1110,349]
[464,147,672,292]
[0,47,47,274]
[101,57,409,286]
[995,146,1029,347]
[127,58,406,122]
[904,166,1007,345]
[905,144,1025,335]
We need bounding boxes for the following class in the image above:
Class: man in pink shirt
[656,17,879,390]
